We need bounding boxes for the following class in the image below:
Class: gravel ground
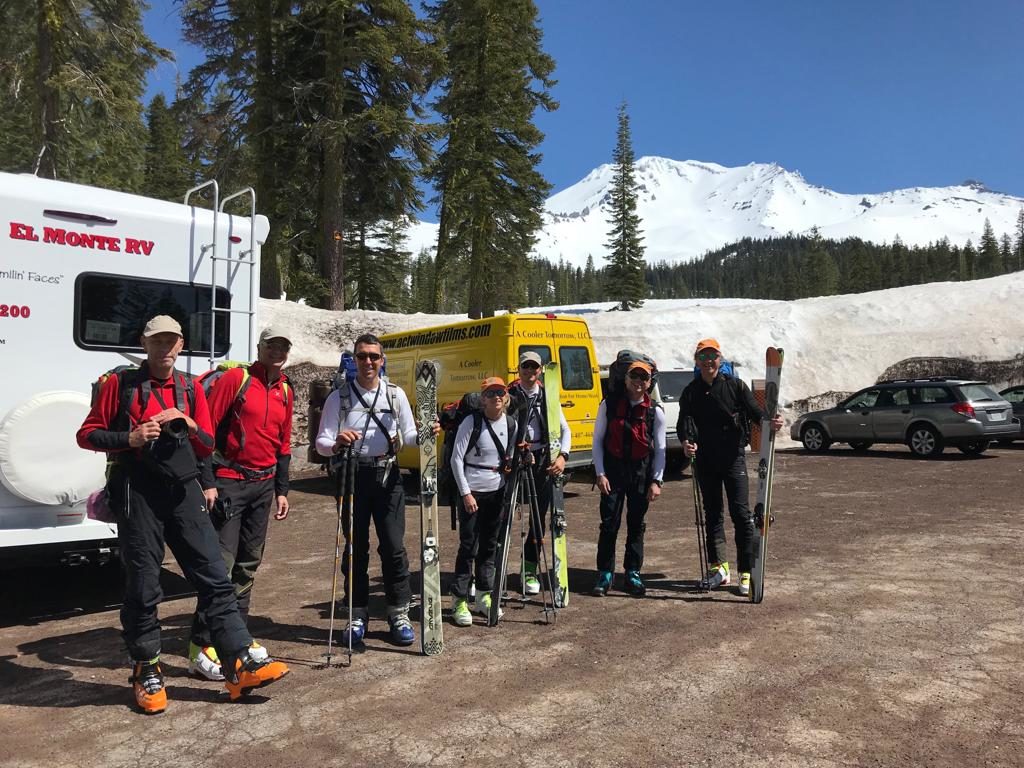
[2,443,1023,768]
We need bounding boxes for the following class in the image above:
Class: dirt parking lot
[2,443,1023,768]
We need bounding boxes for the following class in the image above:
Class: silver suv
[790,378,1020,457]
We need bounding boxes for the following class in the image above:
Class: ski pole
[346,446,357,665]
[684,417,709,591]
[324,445,351,668]
[527,468,556,623]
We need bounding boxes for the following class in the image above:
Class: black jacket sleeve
[738,378,768,421]
[274,454,291,497]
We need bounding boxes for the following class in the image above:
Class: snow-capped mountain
[407,156,1024,268]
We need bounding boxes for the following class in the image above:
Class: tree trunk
[34,0,60,178]
[430,190,451,313]
[320,2,348,311]
[254,0,281,299]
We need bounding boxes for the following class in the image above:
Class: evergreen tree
[142,94,193,201]
[2,1,166,189]
[978,218,1002,277]
[428,0,557,318]
[581,254,600,302]
[1015,208,1024,272]
[604,102,646,310]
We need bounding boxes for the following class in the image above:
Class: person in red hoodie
[77,315,288,715]
[187,326,294,679]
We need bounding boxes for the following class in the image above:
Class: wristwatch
[559,451,569,462]
[652,479,664,488]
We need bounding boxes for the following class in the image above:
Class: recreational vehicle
[0,173,266,567]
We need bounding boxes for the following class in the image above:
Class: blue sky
[145,0,1024,200]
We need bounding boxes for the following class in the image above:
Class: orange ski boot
[130,659,167,715]
[222,646,290,701]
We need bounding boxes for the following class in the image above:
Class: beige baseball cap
[519,351,543,367]
[142,315,183,337]
[259,326,292,345]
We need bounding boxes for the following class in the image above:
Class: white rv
[0,173,267,567]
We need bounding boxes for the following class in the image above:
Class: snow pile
[263,271,1024,409]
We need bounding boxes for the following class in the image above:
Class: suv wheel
[958,441,989,456]
[908,424,943,457]
[849,441,873,452]
[801,423,830,452]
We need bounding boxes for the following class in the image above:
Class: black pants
[342,463,411,610]
[112,469,250,662]
[524,453,552,565]
[696,451,755,573]
[451,488,503,598]
[596,457,650,574]
[190,477,275,647]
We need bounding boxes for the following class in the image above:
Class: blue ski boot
[592,570,612,596]
[387,607,415,646]
[624,570,646,596]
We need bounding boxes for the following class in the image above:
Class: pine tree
[142,95,194,201]
[428,0,556,318]
[3,1,166,190]
[1014,208,1024,272]
[604,102,646,310]
[978,218,1002,277]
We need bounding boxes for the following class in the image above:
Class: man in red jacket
[77,315,288,715]
[188,326,294,680]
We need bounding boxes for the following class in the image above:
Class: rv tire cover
[0,391,106,506]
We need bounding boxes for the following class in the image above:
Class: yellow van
[381,314,602,470]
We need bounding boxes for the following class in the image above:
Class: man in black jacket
[677,338,783,595]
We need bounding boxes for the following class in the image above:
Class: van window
[518,345,551,365]
[75,272,230,356]
[558,346,594,391]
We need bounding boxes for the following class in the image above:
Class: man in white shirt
[508,351,572,595]
[315,333,421,646]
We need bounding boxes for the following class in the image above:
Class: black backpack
[437,392,517,511]
[607,349,658,397]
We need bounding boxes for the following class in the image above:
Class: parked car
[789,378,1019,457]
[997,385,1024,444]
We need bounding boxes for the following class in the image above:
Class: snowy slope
[406,157,1024,269]
[262,270,1024,409]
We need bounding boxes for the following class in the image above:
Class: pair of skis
[689,347,782,604]
[415,361,444,655]
[489,362,570,625]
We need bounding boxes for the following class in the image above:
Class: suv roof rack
[879,377,957,384]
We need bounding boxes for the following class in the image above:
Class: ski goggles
[696,350,720,362]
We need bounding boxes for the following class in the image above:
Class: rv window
[75,273,230,356]
[559,346,594,391]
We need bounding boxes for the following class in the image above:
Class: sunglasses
[264,340,291,352]
[355,352,383,362]
[628,371,650,382]
[520,362,541,371]
[483,389,507,398]
[696,351,720,362]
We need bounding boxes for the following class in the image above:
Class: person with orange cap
[448,376,518,625]
[591,358,667,596]
[678,338,784,595]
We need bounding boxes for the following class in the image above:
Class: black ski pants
[342,463,411,610]
[451,488,503,598]
[112,469,250,662]
[190,476,275,647]
[596,457,650,574]
[696,451,755,573]
[524,451,553,565]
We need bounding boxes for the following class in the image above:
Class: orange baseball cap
[627,361,653,375]
[695,338,721,355]
[481,376,507,392]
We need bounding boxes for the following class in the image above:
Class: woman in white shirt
[449,376,517,626]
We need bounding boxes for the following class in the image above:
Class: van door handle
[562,400,574,407]
[901,409,911,414]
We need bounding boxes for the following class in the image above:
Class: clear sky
[144,0,1024,199]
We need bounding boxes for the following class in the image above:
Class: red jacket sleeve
[77,374,131,452]
[279,378,293,457]
[205,367,245,435]
[189,381,215,459]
